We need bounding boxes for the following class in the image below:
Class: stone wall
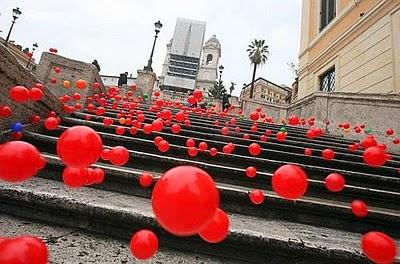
[35,52,106,101]
[0,43,61,133]
[242,92,400,153]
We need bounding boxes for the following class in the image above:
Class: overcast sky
[1,0,302,96]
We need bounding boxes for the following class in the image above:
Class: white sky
[1,0,302,96]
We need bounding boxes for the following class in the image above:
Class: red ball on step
[361,231,397,264]
[0,236,48,264]
[130,230,159,260]
[272,164,308,200]
[249,189,265,205]
[199,208,230,244]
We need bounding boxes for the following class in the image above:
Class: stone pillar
[136,70,156,97]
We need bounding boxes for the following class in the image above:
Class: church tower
[196,35,221,97]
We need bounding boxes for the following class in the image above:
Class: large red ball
[361,135,377,150]
[361,232,397,264]
[272,164,308,200]
[9,86,30,103]
[324,173,345,192]
[0,141,44,182]
[199,208,229,244]
[57,126,103,168]
[363,146,387,167]
[109,146,129,166]
[151,166,219,236]
[30,87,43,101]
[0,236,48,264]
[129,230,159,260]
[62,167,87,188]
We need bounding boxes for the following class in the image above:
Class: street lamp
[26,43,38,68]
[4,7,22,47]
[217,65,224,99]
[144,20,163,72]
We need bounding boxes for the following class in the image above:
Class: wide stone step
[35,153,400,237]
[1,177,396,264]
[0,214,242,263]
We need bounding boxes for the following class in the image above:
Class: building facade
[297,0,400,101]
[240,77,291,104]
[159,18,206,93]
[196,35,221,95]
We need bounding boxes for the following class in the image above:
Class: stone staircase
[1,104,399,263]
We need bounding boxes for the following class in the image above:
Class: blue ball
[10,122,23,132]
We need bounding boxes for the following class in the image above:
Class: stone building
[297,0,400,101]
[101,74,137,87]
[240,77,291,104]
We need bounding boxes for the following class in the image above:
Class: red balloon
[44,117,59,131]
[288,115,299,125]
[306,129,316,139]
[361,135,377,150]
[139,173,153,188]
[188,95,196,105]
[130,230,159,260]
[30,87,43,101]
[221,127,229,136]
[361,232,397,264]
[62,167,87,188]
[115,126,125,135]
[75,79,87,89]
[9,86,30,103]
[0,106,12,118]
[157,140,170,153]
[186,138,195,147]
[249,189,265,205]
[188,147,198,157]
[276,131,286,142]
[324,173,345,192]
[57,126,103,168]
[248,143,261,156]
[152,119,164,132]
[351,200,368,218]
[363,146,387,167]
[245,166,257,178]
[209,147,218,157]
[151,166,219,236]
[249,111,259,121]
[243,134,250,140]
[198,142,208,152]
[0,141,45,182]
[109,146,129,166]
[153,136,163,146]
[31,115,41,125]
[54,67,61,73]
[137,113,145,122]
[272,164,308,200]
[103,117,113,126]
[0,236,48,264]
[322,149,335,160]
[199,208,229,243]
[193,89,203,100]
[171,123,181,134]
[92,82,100,89]
[348,144,357,152]
[304,148,312,156]
[250,125,257,133]
[142,124,153,134]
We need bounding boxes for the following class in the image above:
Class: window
[320,0,336,31]
[319,67,336,92]
[206,54,213,64]
[261,94,265,99]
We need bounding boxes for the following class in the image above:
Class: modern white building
[159,18,221,99]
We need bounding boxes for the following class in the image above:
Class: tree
[209,80,227,99]
[247,39,269,98]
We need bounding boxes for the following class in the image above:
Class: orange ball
[75,79,87,89]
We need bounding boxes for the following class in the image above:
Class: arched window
[206,54,213,64]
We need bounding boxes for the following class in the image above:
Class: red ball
[188,147,198,157]
[0,106,12,118]
[249,111,259,121]
[245,166,257,178]
[322,149,335,160]
[54,67,61,73]
[348,144,357,152]
[187,95,196,105]
[153,136,163,146]
[288,115,299,125]
[361,135,377,150]
[209,147,218,157]
[44,117,58,131]
[272,164,308,200]
[31,115,41,125]
[186,138,195,147]
[324,173,345,192]
[29,87,43,101]
[386,128,394,136]
[0,236,48,264]
[175,111,185,122]
[248,143,261,156]
[221,127,229,136]
[198,142,208,152]
[130,230,159,260]
[103,117,113,126]
[306,129,316,139]
[142,124,153,135]
[157,140,170,153]
[57,126,103,168]
[9,86,30,103]
[151,166,219,236]
[304,148,312,156]
[361,232,397,264]
[199,208,229,244]
[276,131,286,142]
[62,167,87,188]
[0,141,44,182]
[193,89,203,100]
[109,146,129,166]
[351,200,368,218]
[75,79,87,89]
[249,189,265,205]
[139,173,153,188]
[171,123,181,134]
[363,146,387,167]
[152,119,164,132]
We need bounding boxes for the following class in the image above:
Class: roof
[243,77,292,93]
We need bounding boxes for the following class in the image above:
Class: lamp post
[5,7,22,47]
[26,43,38,68]
[144,20,163,72]
[217,65,224,99]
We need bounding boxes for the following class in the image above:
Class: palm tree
[247,39,269,99]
